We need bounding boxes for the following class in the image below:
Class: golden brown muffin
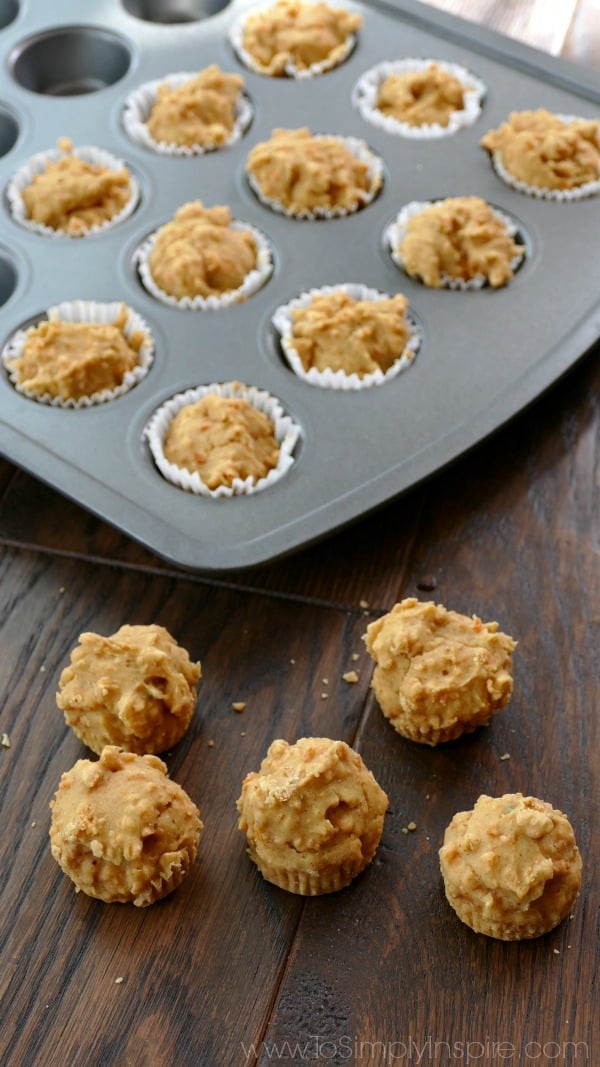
[481,109,600,191]
[49,746,202,906]
[239,0,361,76]
[364,598,516,745]
[245,127,381,216]
[56,624,201,755]
[397,196,522,288]
[439,793,582,939]
[237,737,389,895]
[163,393,280,490]
[146,66,245,147]
[147,201,258,300]
[20,139,133,235]
[5,304,147,403]
[287,289,411,375]
[376,63,465,127]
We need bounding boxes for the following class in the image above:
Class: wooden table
[0,3,598,1064]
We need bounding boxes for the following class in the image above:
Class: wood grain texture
[417,0,581,55]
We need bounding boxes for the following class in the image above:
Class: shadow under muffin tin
[0,0,598,571]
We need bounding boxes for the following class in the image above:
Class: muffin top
[146,66,245,147]
[376,63,465,127]
[439,793,582,939]
[481,109,600,190]
[239,0,362,75]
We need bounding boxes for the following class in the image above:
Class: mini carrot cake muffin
[122,66,253,154]
[439,793,582,940]
[387,196,524,289]
[2,301,153,406]
[273,283,420,388]
[56,623,201,756]
[145,382,300,497]
[481,109,600,198]
[230,0,362,78]
[49,745,202,907]
[137,200,272,308]
[364,598,516,745]
[378,63,465,126]
[245,127,383,217]
[9,138,138,236]
[237,737,389,895]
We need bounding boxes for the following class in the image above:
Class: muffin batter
[240,0,361,75]
[146,66,245,147]
[481,109,600,190]
[377,63,465,127]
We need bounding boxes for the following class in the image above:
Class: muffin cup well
[2,300,154,407]
[229,2,359,79]
[144,381,301,497]
[385,200,526,289]
[486,115,600,200]
[352,58,486,139]
[272,282,421,389]
[122,72,254,155]
[6,145,140,237]
[136,220,273,309]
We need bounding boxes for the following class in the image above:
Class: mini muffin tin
[0,0,598,572]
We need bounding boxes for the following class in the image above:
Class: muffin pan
[0,0,598,572]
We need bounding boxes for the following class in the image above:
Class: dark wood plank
[0,548,373,1065]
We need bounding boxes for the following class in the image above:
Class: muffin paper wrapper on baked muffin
[6,145,140,238]
[135,221,273,309]
[352,58,486,139]
[272,282,421,389]
[2,300,155,408]
[385,201,526,289]
[144,381,301,497]
[246,135,383,218]
[254,859,357,895]
[229,2,358,79]
[122,72,254,156]
[487,114,600,200]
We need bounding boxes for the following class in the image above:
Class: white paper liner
[6,145,140,238]
[246,134,384,218]
[2,300,155,408]
[229,2,358,79]
[272,283,421,389]
[136,219,273,309]
[144,381,300,497]
[385,200,526,290]
[351,58,486,139]
[122,72,254,155]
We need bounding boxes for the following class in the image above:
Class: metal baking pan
[0,0,598,571]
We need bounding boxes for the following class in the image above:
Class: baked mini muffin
[49,746,202,906]
[231,0,362,77]
[364,598,516,745]
[237,737,389,895]
[439,793,582,939]
[481,109,600,197]
[10,138,138,236]
[245,127,383,217]
[387,196,524,289]
[123,66,252,154]
[137,200,272,308]
[2,301,153,406]
[56,623,201,755]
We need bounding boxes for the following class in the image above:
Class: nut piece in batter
[5,304,147,402]
[245,127,381,216]
[397,196,523,288]
[288,289,411,375]
[237,737,389,895]
[147,201,258,300]
[49,746,202,906]
[21,138,133,235]
[57,624,201,755]
[439,793,582,939]
[239,0,362,76]
[364,598,516,745]
[376,63,465,127]
[163,393,280,490]
[481,109,600,191]
[146,66,246,148]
